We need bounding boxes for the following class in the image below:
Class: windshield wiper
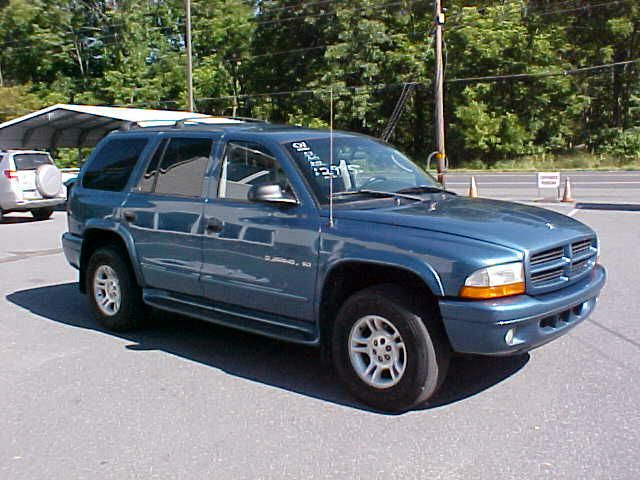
[395,185,450,195]
[331,189,423,201]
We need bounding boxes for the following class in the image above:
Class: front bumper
[439,265,606,355]
[61,232,82,270]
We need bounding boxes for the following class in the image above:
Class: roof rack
[119,121,138,131]
[173,115,268,129]
[116,115,268,132]
[225,116,267,123]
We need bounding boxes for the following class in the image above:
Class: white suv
[0,150,65,221]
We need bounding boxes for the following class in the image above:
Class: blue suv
[62,119,606,411]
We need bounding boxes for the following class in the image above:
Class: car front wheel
[86,246,146,331]
[332,284,450,412]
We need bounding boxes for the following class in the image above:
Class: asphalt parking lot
[1,176,639,479]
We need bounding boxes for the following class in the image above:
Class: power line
[192,58,639,105]
[0,0,423,54]
[196,80,428,103]
[447,58,640,84]
[443,0,635,33]
[530,0,635,17]
[257,0,337,15]
[250,0,425,28]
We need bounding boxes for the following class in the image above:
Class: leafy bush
[597,128,640,161]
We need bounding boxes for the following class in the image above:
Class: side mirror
[248,184,298,206]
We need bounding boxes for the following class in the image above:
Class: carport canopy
[0,104,240,150]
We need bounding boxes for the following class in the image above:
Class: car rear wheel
[31,207,53,221]
[86,246,146,331]
[332,284,450,412]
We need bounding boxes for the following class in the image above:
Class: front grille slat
[529,237,596,292]
[531,268,564,283]
[571,258,591,274]
[571,240,592,256]
[531,247,564,266]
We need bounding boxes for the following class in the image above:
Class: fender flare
[316,255,445,317]
[80,219,145,290]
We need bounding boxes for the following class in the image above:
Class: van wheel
[31,207,53,220]
[332,284,450,412]
[86,246,146,331]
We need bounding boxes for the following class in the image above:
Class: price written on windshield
[291,141,361,180]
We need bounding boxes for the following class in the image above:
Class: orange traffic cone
[561,177,574,203]
[468,176,478,198]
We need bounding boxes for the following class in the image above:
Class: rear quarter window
[140,137,214,197]
[13,153,53,170]
[82,137,148,191]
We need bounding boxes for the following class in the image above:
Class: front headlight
[459,262,525,299]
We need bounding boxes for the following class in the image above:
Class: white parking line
[567,208,579,217]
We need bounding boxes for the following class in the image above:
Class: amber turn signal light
[459,282,525,300]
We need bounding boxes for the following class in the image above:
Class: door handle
[123,211,136,222]
[205,217,224,233]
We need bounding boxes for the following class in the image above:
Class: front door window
[218,142,294,201]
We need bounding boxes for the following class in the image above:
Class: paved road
[1,208,639,479]
[445,170,640,204]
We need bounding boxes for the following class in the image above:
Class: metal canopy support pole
[434,0,446,185]
[185,0,195,113]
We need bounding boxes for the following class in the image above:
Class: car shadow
[0,215,38,224]
[6,283,529,414]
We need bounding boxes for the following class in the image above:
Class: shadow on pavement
[7,282,529,414]
[0,215,38,224]
[576,202,640,212]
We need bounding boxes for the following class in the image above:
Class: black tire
[0,209,4,222]
[332,284,450,412]
[31,207,53,221]
[86,246,146,331]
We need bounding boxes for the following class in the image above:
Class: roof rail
[225,116,268,123]
[173,115,268,128]
[119,121,139,131]
[116,115,268,131]
[173,116,215,129]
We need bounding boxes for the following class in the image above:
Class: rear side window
[13,153,53,170]
[83,137,148,191]
[141,137,213,197]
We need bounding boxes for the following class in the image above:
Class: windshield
[284,136,439,204]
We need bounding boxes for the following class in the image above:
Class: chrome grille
[571,240,592,257]
[571,258,590,274]
[530,247,563,266]
[531,268,564,283]
[528,237,596,292]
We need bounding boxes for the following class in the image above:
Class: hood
[332,195,594,252]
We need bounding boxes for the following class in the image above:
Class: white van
[0,150,65,221]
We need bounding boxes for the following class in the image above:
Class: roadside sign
[537,172,560,189]
[537,172,561,200]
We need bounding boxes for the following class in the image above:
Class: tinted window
[219,142,293,201]
[139,140,167,193]
[13,153,53,170]
[154,138,213,197]
[83,138,148,191]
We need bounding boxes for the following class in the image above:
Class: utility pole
[433,0,446,184]
[185,0,195,112]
